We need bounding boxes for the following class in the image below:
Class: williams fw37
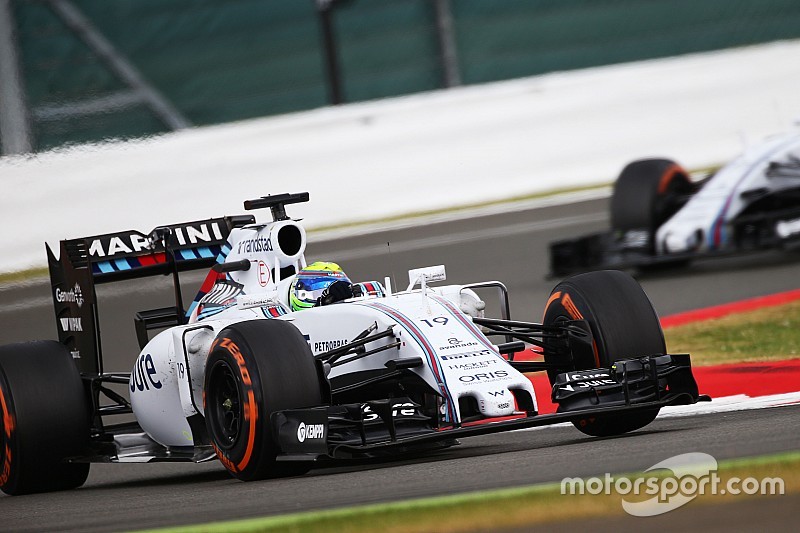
[0,193,706,495]
[550,130,800,276]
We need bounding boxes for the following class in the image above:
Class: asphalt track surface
[1,197,799,531]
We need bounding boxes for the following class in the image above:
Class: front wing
[271,353,708,460]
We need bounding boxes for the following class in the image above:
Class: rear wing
[47,215,254,375]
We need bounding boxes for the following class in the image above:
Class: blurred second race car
[549,129,800,276]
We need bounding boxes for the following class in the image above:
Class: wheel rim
[543,297,601,381]
[207,361,243,450]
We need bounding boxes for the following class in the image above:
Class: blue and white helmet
[289,261,351,311]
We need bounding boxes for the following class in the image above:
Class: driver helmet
[289,261,351,311]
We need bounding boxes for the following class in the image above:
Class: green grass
[0,267,49,285]
[664,300,800,366]
[134,451,800,533]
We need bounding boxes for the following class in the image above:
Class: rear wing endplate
[47,215,254,375]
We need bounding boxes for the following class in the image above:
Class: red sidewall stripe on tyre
[215,337,258,473]
[0,382,15,488]
[238,389,257,472]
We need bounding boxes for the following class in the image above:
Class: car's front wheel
[611,158,694,258]
[204,320,323,481]
[543,270,665,437]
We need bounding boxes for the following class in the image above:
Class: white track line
[658,391,800,418]
[515,392,800,433]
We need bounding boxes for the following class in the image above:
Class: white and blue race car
[0,193,704,495]
[550,130,800,276]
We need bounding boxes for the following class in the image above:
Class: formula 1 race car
[0,193,705,495]
[549,130,800,277]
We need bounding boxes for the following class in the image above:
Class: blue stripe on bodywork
[197,246,214,258]
[216,244,232,264]
[197,306,227,320]
[180,249,198,260]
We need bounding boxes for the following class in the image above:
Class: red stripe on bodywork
[137,252,167,266]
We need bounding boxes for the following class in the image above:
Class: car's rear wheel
[204,320,323,481]
[611,158,693,254]
[542,270,665,437]
[0,341,91,495]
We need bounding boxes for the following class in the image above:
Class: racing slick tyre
[0,341,91,495]
[542,270,665,437]
[610,158,693,255]
[204,320,323,481]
